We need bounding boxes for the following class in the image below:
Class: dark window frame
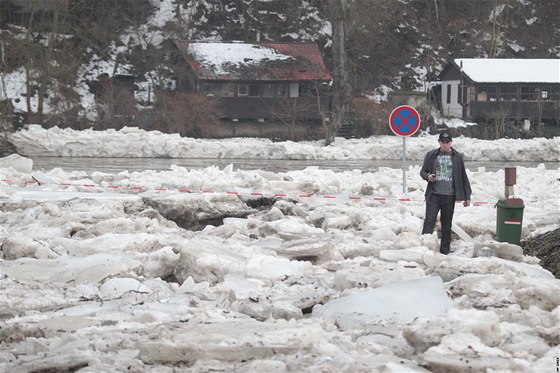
[520,86,539,101]
[237,84,248,97]
[248,84,260,97]
[486,86,498,101]
[499,86,518,101]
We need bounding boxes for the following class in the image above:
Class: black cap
[439,132,452,141]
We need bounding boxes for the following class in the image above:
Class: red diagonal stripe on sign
[395,111,414,130]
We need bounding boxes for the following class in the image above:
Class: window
[262,83,293,97]
[485,87,497,101]
[457,84,462,103]
[521,86,538,101]
[263,84,275,97]
[477,90,487,102]
[276,84,288,97]
[202,83,228,97]
[499,86,518,101]
[237,85,248,96]
[248,84,260,97]
[446,84,451,104]
[299,83,314,97]
[550,86,560,100]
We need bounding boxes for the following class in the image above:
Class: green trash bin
[496,198,524,244]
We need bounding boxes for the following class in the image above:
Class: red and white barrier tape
[0,178,490,206]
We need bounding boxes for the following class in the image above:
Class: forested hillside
[0,0,559,136]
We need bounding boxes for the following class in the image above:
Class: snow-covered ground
[0,128,559,372]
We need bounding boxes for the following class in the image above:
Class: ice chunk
[451,222,475,243]
[4,351,94,373]
[38,316,99,332]
[30,171,57,185]
[495,257,555,279]
[268,217,325,240]
[531,346,560,373]
[1,253,140,285]
[313,276,453,329]
[404,309,501,353]
[100,277,150,299]
[475,241,523,260]
[138,319,324,364]
[0,154,33,173]
[233,299,303,321]
[422,333,518,372]
[220,274,263,299]
[379,247,430,263]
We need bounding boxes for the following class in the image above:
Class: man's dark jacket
[420,148,472,201]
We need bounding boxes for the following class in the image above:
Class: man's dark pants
[422,194,456,254]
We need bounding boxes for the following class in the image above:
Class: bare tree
[19,1,79,124]
[489,104,511,139]
[314,81,330,140]
[324,0,355,145]
[554,99,560,133]
[158,92,220,137]
[348,97,392,137]
[273,97,298,141]
[489,0,515,57]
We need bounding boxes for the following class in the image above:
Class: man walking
[420,132,471,254]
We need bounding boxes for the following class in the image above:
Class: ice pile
[0,153,559,372]
[8,124,560,161]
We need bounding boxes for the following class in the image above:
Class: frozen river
[30,157,559,173]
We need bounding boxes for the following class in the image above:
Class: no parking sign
[389,105,421,193]
[389,105,421,137]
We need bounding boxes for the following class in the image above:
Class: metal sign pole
[388,105,420,195]
[402,137,407,194]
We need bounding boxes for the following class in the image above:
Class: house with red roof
[171,41,332,130]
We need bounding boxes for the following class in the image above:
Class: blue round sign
[389,105,421,137]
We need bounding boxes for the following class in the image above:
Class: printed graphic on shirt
[433,153,454,196]
[436,154,452,182]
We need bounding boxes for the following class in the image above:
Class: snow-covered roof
[453,58,560,83]
[174,41,331,81]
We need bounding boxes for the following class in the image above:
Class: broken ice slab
[5,351,94,373]
[422,333,517,372]
[312,276,453,329]
[451,223,475,243]
[493,257,555,279]
[137,318,324,364]
[474,241,523,261]
[0,253,140,285]
[174,238,303,285]
[0,154,33,173]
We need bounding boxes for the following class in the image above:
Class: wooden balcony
[468,100,559,121]
[215,96,329,121]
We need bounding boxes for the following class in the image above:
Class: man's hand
[427,174,436,182]
[463,200,471,207]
